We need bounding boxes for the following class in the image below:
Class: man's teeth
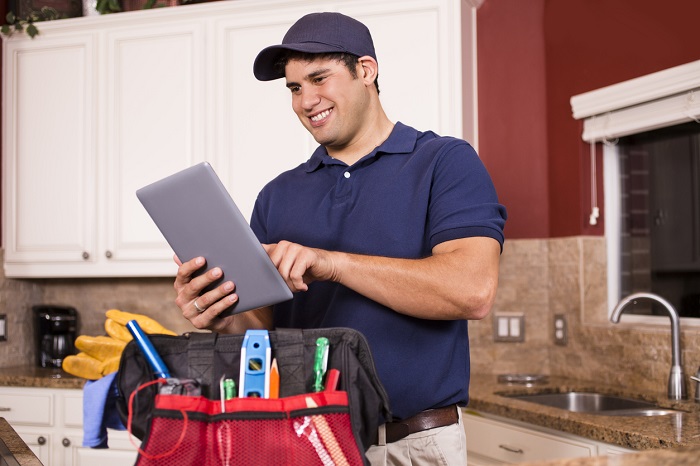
[311,109,332,122]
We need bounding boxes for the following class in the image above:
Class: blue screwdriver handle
[126,320,171,379]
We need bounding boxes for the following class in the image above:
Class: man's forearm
[329,237,501,320]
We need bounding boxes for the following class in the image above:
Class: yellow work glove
[104,318,133,342]
[63,335,127,379]
[63,310,176,380]
[75,335,126,361]
[105,309,177,337]
[62,353,116,380]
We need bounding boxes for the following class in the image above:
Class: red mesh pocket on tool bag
[133,390,364,466]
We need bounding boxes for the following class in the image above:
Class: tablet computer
[136,162,292,316]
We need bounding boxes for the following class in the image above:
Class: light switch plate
[493,313,525,342]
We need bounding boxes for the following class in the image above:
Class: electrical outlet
[0,314,6,341]
[493,314,525,342]
[554,314,567,345]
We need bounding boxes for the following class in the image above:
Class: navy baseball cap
[253,12,377,81]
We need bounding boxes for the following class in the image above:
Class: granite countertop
[0,365,85,389]
[469,372,700,465]
[0,418,42,466]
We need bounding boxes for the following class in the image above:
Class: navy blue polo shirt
[250,122,506,420]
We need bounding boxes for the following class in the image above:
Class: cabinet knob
[105,250,113,259]
[37,436,46,445]
[62,438,71,447]
[82,251,90,260]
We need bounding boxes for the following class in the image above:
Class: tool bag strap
[186,332,216,387]
[271,328,306,397]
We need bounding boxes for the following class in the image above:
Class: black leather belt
[377,404,459,444]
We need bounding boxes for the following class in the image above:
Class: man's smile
[310,108,333,123]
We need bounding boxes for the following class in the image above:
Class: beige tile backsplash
[1,239,699,397]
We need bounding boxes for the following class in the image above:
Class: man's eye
[313,76,326,84]
[288,86,301,93]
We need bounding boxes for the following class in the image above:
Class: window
[616,122,700,317]
[571,60,700,322]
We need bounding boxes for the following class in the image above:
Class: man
[174,12,506,466]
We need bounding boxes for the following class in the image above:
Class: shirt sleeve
[427,139,507,250]
[249,192,268,244]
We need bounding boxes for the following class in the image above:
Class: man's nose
[300,87,321,110]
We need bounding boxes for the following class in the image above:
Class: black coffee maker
[33,305,79,368]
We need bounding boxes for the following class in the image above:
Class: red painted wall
[477,0,549,239]
[478,0,700,239]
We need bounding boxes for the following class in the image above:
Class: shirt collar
[304,122,417,173]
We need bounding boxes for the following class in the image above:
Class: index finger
[174,256,206,287]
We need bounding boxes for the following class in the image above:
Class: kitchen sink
[504,391,683,416]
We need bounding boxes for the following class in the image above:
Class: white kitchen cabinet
[2,0,474,278]
[2,32,99,276]
[0,386,138,466]
[463,410,634,465]
[2,23,205,277]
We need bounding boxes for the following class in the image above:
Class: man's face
[284,57,370,152]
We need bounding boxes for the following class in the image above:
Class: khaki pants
[365,408,467,466]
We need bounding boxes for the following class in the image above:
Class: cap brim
[253,42,347,81]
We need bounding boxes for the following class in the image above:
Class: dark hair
[274,51,380,94]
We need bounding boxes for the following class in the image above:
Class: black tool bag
[116,327,391,453]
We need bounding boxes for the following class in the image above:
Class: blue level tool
[238,329,271,398]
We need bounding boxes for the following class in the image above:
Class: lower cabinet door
[467,451,509,466]
[71,447,139,466]
[62,430,138,466]
[15,429,52,465]
[464,413,597,464]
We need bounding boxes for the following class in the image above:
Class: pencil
[269,358,280,398]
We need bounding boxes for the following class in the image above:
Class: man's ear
[358,56,378,87]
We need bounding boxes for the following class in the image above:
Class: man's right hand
[172,256,273,335]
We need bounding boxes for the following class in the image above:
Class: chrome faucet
[610,292,687,400]
[691,375,700,403]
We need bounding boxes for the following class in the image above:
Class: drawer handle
[0,407,10,412]
[37,436,46,446]
[499,444,524,454]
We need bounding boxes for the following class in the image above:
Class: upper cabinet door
[212,11,317,221]
[102,22,207,271]
[2,34,97,273]
[345,0,465,139]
